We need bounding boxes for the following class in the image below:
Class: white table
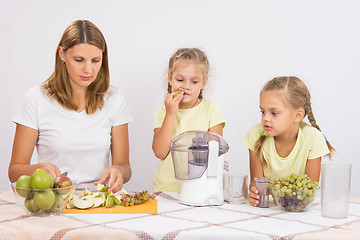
[1,190,360,239]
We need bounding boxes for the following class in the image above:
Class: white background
[1,0,359,197]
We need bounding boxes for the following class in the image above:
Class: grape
[271,173,318,212]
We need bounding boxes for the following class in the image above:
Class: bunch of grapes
[271,173,319,212]
[120,190,155,207]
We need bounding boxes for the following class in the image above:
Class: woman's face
[59,43,103,91]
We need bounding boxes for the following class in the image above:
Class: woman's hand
[164,90,183,116]
[37,163,61,180]
[95,124,131,193]
[95,165,125,193]
[248,183,260,207]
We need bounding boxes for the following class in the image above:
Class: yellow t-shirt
[242,122,330,180]
[153,100,225,192]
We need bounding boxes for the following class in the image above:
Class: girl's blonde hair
[167,48,209,100]
[43,20,109,114]
[254,76,335,167]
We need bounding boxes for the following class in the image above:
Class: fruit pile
[14,168,73,215]
[271,173,319,212]
[67,184,155,209]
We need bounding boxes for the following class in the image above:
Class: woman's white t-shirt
[12,85,133,185]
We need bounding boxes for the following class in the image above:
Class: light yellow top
[153,100,225,192]
[242,122,330,180]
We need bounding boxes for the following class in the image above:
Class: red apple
[55,175,72,188]
[55,176,73,194]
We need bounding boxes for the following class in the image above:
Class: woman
[8,20,132,193]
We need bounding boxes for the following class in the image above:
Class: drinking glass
[321,163,351,219]
[223,173,248,204]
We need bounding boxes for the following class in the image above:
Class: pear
[33,188,56,211]
[30,169,52,189]
[16,175,32,198]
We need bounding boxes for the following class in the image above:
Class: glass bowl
[271,186,319,212]
[11,182,74,216]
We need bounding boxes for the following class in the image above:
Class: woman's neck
[71,88,87,112]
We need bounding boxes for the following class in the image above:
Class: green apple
[16,175,32,198]
[33,188,55,210]
[30,168,53,189]
[24,198,40,213]
[50,194,64,213]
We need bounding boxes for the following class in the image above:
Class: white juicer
[170,131,229,206]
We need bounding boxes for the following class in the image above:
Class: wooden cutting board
[61,199,157,214]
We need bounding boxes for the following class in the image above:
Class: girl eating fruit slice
[152,48,225,193]
[8,20,132,193]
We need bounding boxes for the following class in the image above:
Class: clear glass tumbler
[321,163,351,219]
[223,173,248,204]
[254,177,270,208]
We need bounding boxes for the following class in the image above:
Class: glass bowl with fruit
[11,169,74,216]
[270,173,319,212]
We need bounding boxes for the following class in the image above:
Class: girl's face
[59,43,103,92]
[168,60,207,109]
[260,91,303,138]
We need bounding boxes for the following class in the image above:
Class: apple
[93,197,105,208]
[50,194,65,213]
[16,175,32,198]
[55,175,72,194]
[105,195,114,208]
[33,188,55,211]
[24,198,40,213]
[72,198,94,209]
[96,183,108,192]
[30,168,53,189]
[110,195,121,205]
[55,175,72,188]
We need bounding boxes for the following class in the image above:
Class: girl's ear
[202,77,208,88]
[167,72,172,84]
[295,108,305,122]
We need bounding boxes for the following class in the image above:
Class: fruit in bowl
[271,173,319,212]
[11,169,74,216]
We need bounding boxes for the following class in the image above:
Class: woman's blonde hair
[254,76,335,167]
[43,20,109,114]
[167,48,209,100]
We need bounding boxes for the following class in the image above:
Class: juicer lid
[169,130,229,156]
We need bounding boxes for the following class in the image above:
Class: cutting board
[61,199,157,214]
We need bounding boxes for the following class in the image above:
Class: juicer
[170,130,229,206]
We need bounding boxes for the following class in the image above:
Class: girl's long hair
[254,76,335,167]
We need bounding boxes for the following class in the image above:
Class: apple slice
[96,183,108,192]
[105,195,115,208]
[72,198,94,209]
[110,195,121,205]
[93,197,105,208]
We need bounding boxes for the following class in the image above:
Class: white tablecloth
[1,191,360,240]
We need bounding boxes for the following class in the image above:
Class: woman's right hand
[37,163,61,180]
[164,90,183,116]
[248,184,260,207]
